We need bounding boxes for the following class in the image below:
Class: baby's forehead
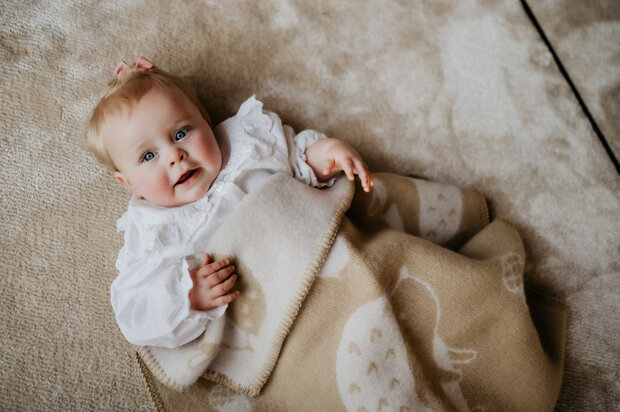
[99,108,134,149]
[99,110,152,168]
[100,85,191,142]
[99,101,135,138]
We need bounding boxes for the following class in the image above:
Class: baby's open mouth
[175,169,198,186]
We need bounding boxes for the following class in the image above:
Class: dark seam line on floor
[520,0,620,175]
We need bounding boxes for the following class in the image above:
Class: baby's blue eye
[143,152,155,162]
[175,128,188,141]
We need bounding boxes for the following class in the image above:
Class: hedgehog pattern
[207,383,252,412]
[500,252,525,303]
[335,295,431,412]
[365,177,463,245]
[414,179,463,245]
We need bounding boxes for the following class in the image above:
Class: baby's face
[103,85,221,207]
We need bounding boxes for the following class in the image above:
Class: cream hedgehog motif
[414,179,462,245]
[207,383,252,412]
[500,252,526,303]
[335,295,431,412]
[365,177,463,245]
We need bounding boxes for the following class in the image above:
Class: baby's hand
[306,138,375,192]
[188,254,239,311]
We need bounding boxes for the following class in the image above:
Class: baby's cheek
[144,171,174,197]
[195,132,221,167]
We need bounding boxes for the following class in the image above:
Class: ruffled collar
[214,95,275,182]
[116,191,214,233]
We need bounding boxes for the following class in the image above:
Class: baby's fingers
[342,158,356,180]
[212,273,237,296]
[353,159,374,192]
[203,264,235,287]
[190,253,212,279]
[211,290,240,307]
[199,258,231,279]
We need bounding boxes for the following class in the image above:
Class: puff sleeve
[221,96,336,190]
[284,126,337,188]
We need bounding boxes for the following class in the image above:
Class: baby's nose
[168,148,186,167]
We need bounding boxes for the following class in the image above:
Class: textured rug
[528,0,620,162]
[0,0,618,410]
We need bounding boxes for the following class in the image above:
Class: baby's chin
[172,183,212,207]
[138,185,207,208]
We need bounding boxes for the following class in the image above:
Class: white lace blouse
[111,96,334,348]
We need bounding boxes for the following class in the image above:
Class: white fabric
[111,96,334,348]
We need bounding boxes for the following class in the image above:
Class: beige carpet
[1,0,618,410]
[528,0,620,161]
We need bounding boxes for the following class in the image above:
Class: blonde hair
[87,60,211,170]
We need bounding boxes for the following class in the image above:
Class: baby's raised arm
[188,254,239,311]
[304,138,375,192]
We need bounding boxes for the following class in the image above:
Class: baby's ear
[114,171,140,197]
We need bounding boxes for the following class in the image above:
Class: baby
[87,57,374,348]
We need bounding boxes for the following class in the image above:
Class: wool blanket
[137,172,566,411]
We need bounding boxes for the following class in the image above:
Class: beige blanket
[137,173,566,411]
